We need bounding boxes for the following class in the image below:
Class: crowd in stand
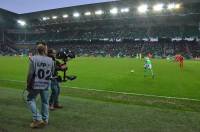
[9,26,199,44]
[0,42,18,55]
[48,41,200,58]
[7,40,199,59]
[2,24,200,58]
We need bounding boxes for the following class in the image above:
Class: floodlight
[138,4,148,13]
[85,11,91,16]
[175,3,181,9]
[167,3,175,10]
[73,12,80,18]
[153,3,164,12]
[121,8,130,13]
[110,8,118,14]
[17,20,26,26]
[95,10,103,15]
[62,14,68,18]
[42,17,50,21]
[52,16,57,19]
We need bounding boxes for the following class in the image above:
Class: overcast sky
[0,0,117,14]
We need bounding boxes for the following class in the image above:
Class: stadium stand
[1,0,200,58]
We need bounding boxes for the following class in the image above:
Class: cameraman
[27,42,54,128]
[48,49,66,110]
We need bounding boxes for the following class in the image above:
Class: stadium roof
[1,0,200,15]
[1,0,200,28]
[0,0,118,14]
[16,0,199,20]
[0,8,18,28]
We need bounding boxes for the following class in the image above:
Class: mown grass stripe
[1,79,200,102]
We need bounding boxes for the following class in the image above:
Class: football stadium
[0,0,200,131]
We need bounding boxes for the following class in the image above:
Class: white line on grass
[63,86,200,102]
[0,79,25,83]
[1,79,200,102]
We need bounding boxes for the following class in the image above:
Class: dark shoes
[49,104,63,110]
[54,104,63,109]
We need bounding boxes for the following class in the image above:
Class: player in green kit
[144,57,154,79]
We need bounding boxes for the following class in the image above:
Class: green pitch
[0,87,200,132]
[0,56,200,100]
[0,56,200,131]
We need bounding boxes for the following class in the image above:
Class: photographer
[48,49,66,110]
[27,42,54,128]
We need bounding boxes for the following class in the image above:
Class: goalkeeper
[144,57,154,79]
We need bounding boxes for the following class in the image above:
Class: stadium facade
[0,0,200,57]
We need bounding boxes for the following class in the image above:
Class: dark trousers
[49,79,60,106]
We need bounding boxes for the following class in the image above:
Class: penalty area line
[0,79,200,102]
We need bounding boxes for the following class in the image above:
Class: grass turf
[0,56,200,131]
[0,87,200,132]
[0,56,200,100]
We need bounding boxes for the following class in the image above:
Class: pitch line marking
[63,86,200,102]
[0,79,25,83]
[0,79,200,102]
